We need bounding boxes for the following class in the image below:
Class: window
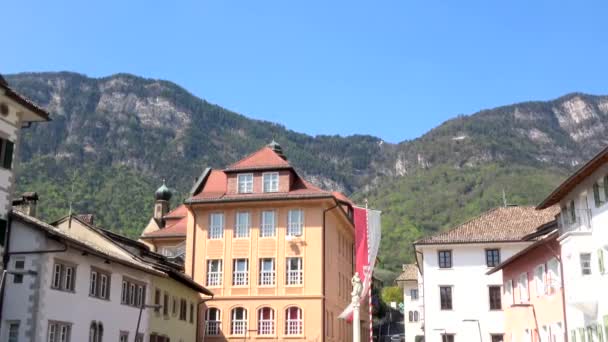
[13,258,25,283]
[207,260,223,286]
[206,308,221,336]
[259,258,275,285]
[88,321,103,342]
[441,334,455,342]
[179,299,187,321]
[489,286,502,310]
[286,257,303,285]
[535,264,546,296]
[287,209,303,237]
[504,280,513,307]
[580,253,592,275]
[237,173,253,193]
[0,139,14,170]
[569,200,577,223]
[172,296,178,316]
[121,278,146,307]
[594,182,602,207]
[235,212,250,238]
[413,311,419,322]
[232,259,249,286]
[491,334,504,342]
[163,292,169,316]
[410,289,419,300]
[209,213,224,239]
[263,172,279,192]
[89,268,110,300]
[408,311,414,322]
[134,334,143,342]
[8,322,19,342]
[438,250,452,268]
[258,307,275,335]
[260,210,276,237]
[119,332,128,342]
[604,176,608,201]
[486,249,501,267]
[519,273,529,302]
[547,258,561,294]
[285,307,303,335]
[51,261,76,292]
[154,289,161,314]
[231,307,248,335]
[440,286,453,310]
[190,302,195,324]
[599,248,606,274]
[47,321,71,342]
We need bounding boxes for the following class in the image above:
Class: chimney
[13,192,39,217]
[76,214,95,225]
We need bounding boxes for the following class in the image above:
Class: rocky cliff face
[6,71,608,270]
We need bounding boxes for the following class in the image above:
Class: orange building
[144,141,365,341]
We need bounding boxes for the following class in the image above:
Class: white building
[537,146,608,341]
[395,264,424,342]
[414,206,557,342]
[0,206,211,342]
[0,75,49,252]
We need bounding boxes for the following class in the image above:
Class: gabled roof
[395,264,418,282]
[0,75,50,121]
[142,216,187,238]
[537,145,608,209]
[164,204,187,219]
[225,147,291,172]
[486,230,559,275]
[414,206,559,245]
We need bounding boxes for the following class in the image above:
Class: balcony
[557,209,592,236]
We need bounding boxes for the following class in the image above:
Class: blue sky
[4,1,608,143]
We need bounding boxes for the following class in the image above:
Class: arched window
[206,308,221,336]
[97,323,103,342]
[89,321,103,342]
[408,311,413,322]
[285,307,302,335]
[258,307,275,335]
[231,307,247,335]
[414,311,419,322]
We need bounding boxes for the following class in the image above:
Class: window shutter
[599,249,605,274]
[3,140,13,169]
[594,183,602,207]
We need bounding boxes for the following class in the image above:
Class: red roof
[163,204,187,219]
[225,147,291,171]
[144,217,187,238]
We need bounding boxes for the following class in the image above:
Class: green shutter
[598,323,604,342]
[594,183,602,207]
[572,330,578,342]
[3,140,13,169]
[580,328,587,342]
[599,249,605,274]
[604,316,608,341]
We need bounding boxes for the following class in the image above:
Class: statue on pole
[351,272,362,342]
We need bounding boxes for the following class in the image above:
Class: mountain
[6,71,608,275]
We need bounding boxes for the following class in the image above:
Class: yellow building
[178,141,364,341]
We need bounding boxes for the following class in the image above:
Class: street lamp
[463,319,482,342]
[135,304,162,341]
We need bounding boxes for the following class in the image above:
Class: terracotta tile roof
[143,217,187,238]
[225,147,291,171]
[0,75,50,121]
[537,145,608,209]
[395,264,418,282]
[415,206,559,245]
[486,230,559,275]
[163,204,187,219]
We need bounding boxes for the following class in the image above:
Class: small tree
[381,286,403,305]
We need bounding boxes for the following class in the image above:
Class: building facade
[488,229,566,342]
[396,264,424,342]
[173,141,362,341]
[414,206,557,342]
[537,146,608,342]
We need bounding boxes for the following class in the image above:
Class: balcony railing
[259,271,275,286]
[206,321,221,336]
[158,242,186,258]
[557,209,592,235]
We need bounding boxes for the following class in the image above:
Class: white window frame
[286,257,303,285]
[209,213,224,239]
[287,209,304,237]
[207,260,223,286]
[64,266,74,291]
[535,264,546,297]
[237,173,253,194]
[580,253,592,275]
[263,172,279,193]
[285,307,303,335]
[206,308,221,336]
[519,272,529,303]
[235,212,250,238]
[99,274,108,299]
[258,307,275,335]
[504,280,513,307]
[547,258,561,294]
[89,271,98,297]
[260,210,276,237]
[259,258,275,286]
[48,321,71,342]
[121,281,128,304]
[232,259,249,286]
[231,307,248,335]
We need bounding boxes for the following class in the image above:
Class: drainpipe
[197,295,214,342]
[186,203,198,277]
[322,202,339,342]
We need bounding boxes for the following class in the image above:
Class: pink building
[488,226,567,342]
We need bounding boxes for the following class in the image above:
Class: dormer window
[237,173,253,193]
[263,172,279,193]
